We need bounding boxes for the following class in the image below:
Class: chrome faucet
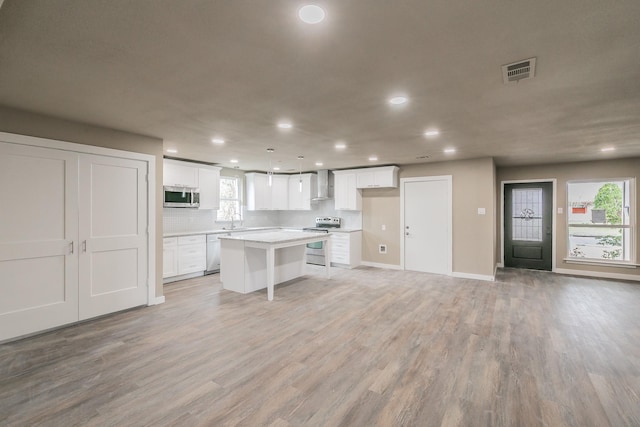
[226,205,237,230]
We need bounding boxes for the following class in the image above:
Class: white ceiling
[1,1,639,172]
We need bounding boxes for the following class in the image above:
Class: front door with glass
[504,182,553,270]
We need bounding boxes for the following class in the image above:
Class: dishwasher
[205,234,221,274]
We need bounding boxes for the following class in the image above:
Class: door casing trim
[400,175,453,275]
[500,179,557,272]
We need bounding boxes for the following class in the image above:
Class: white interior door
[0,142,79,341]
[78,154,148,320]
[403,177,451,275]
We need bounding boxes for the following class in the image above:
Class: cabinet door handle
[82,240,87,252]
[69,241,74,254]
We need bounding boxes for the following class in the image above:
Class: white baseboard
[452,272,495,282]
[163,271,204,284]
[496,263,504,268]
[360,261,403,270]
[555,268,640,282]
[152,296,165,305]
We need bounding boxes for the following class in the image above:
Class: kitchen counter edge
[163,227,361,238]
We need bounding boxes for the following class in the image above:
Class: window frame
[566,177,636,265]
[217,175,243,222]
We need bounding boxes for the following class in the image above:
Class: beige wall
[497,158,640,278]
[362,157,496,278]
[0,105,165,296]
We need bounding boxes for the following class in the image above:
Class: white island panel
[219,230,330,300]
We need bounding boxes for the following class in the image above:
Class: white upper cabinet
[246,173,271,210]
[288,173,316,210]
[355,166,399,188]
[247,173,314,211]
[198,167,221,210]
[163,159,220,209]
[163,159,199,187]
[333,171,361,211]
[271,175,290,210]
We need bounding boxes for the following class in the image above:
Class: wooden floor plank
[1,267,640,426]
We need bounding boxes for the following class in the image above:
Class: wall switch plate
[381,224,386,231]
[557,207,564,214]
[477,207,486,215]
[379,244,387,254]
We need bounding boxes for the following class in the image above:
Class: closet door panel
[0,142,79,341]
[78,154,148,320]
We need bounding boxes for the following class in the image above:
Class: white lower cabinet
[330,231,362,268]
[163,235,206,279]
[163,238,179,278]
[0,136,152,342]
[177,235,206,274]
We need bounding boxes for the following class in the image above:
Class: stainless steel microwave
[163,185,200,208]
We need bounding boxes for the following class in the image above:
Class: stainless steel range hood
[312,169,332,201]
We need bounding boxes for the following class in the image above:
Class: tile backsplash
[163,199,361,234]
[163,208,219,234]
[277,199,362,229]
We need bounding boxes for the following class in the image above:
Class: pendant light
[297,155,304,192]
[267,148,274,186]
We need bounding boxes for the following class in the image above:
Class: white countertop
[218,229,330,244]
[164,227,361,238]
[163,227,278,238]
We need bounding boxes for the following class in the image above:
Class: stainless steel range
[303,216,341,265]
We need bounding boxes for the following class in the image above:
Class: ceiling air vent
[502,57,536,84]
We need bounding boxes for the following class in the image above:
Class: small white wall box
[379,244,387,254]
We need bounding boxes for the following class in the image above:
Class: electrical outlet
[379,244,387,254]
[381,224,386,231]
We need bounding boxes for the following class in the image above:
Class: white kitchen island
[219,230,330,301]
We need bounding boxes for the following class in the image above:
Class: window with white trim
[567,179,634,262]
[217,176,242,221]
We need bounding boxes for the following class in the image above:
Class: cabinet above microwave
[163,159,221,210]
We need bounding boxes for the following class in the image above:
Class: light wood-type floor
[1,267,639,426]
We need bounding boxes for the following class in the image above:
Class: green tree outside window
[593,183,622,224]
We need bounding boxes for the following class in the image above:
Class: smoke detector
[502,57,536,84]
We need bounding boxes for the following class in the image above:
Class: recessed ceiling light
[389,96,408,105]
[335,142,346,149]
[273,166,280,171]
[424,129,440,137]
[230,159,239,163]
[211,138,225,144]
[601,147,615,152]
[444,148,456,154]
[166,149,177,154]
[298,5,325,24]
[369,156,378,161]
[315,162,323,166]
[277,122,293,129]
